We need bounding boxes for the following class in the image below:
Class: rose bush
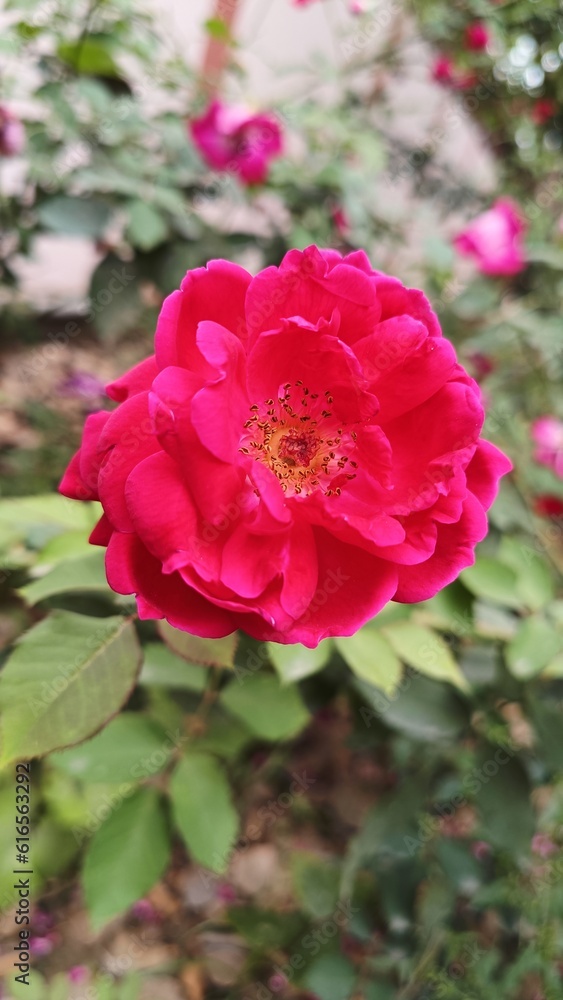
[60,246,511,646]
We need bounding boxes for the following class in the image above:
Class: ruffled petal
[106,531,236,637]
[106,356,158,402]
[394,492,488,602]
[155,260,252,370]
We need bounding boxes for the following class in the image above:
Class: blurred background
[0,1,563,998]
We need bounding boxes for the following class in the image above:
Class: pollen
[239,381,358,499]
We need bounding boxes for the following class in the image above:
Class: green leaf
[126,200,168,251]
[83,788,170,928]
[303,954,357,1000]
[89,254,144,342]
[170,753,238,872]
[0,494,99,538]
[221,673,310,742]
[228,906,306,950]
[57,35,120,77]
[291,853,340,918]
[158,620,237,669]
[355,674,469,743]
[204,17,232,41]
[381,622,468,691]
[474,749,534,856]
[269,640,332,684]
[498,537,554,610]
[35,530,96,566]
[0,611,142,765]
[140,642,206,692]
[505,616,562,680]
[18,550,111,605]
[336,627,402,695]
[51,714,175,784]
[38,196,113,237]
[461,557,523,609]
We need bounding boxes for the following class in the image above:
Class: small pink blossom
[533,495,563,519]
[216,882,237,904]
[531,833,558,858]
[531,417,563,478]
[130,898,160,922]
[68,966,89,985]
[453,198,527,276]
[0,106,25,157]
[471,840,492,861]
[531,98,556,126]
[464,22,489,52]
[29,934,57,957]
[268,973,288,993]
[332,205,350,238]
[432,55,456,85]
[189,100,283,185]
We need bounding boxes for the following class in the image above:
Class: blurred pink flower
[68,966,89,984]
[130,898,160,922]
[531,833,558,858]
[453,199,527,276]
[189,100,283,185]
[268,973,288,993]
[29,934,57,957]
[216,882,238,904]
[531,417,563,478]
[332,205,351,238]
[533,495,563,519]
[0,106,25,157]
[471,840,492,861]
[464,22,489,52]
[531,98,556,126]
[432,55,456,85]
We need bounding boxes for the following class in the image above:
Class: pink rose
[189,100,283,185]
[533,495,563,519]
[464,22,489,52]
[531,417,563,478]
[453,199,527,276]
[531,98,556,126]
[432,55,456,85]
[0,106,25,157]
[60,247,511,647]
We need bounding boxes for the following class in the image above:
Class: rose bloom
[432,55,456,85]
[464,22,489,52]
[453,199,526,276]
[531,98,556,126]
[60,247,511,647]
[531,417,563,478]
[0,105,25,157]
[189,100,283,185]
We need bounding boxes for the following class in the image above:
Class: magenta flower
[464,22,489,52]
[531,833,558,858]
[0,106,25,157]
[68,966,89,985]
[453,199,527,276]
[60,246,511,647]
[189,100,283,185]
[531,417,563,478]
[432,55,456,85]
